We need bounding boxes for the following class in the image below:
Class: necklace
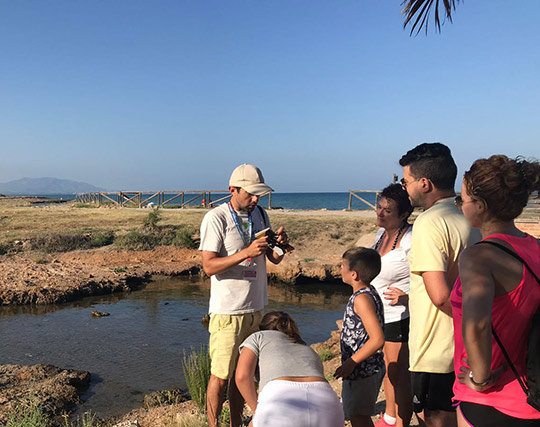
[375,222,409,252]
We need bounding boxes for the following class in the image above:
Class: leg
[424,410,456,427]
[383,341,413,427]
[388,342,413,427]
[456,406,471,427]
[382,350,397,417]
[207,374,228,427]
[228,372,245,427]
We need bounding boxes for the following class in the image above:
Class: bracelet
[468,370,492,387]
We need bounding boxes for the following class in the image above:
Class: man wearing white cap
[199,164,289,427]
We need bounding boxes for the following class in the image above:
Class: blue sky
[1,1,539,192]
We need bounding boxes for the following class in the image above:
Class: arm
[457,246,496,390]
[235,348,259,413]
[335,294,385,379]
[421,271,452,316]
[202,237,268,276]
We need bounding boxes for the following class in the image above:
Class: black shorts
[411,371,455,413]
[459,401,540,427]
[384,317,409,343]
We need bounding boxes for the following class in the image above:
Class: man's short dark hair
[342,247,381,284]
[399,142,457,190]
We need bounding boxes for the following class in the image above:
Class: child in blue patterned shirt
[335,247,386,427]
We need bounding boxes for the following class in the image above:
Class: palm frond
[401,0,460,35]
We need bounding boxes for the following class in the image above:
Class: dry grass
[0,200,377,256]
[0,201,206,244]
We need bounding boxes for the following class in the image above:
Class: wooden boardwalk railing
[75,191,273,208]
[348,190,380,211]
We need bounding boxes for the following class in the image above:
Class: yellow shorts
[208,310,263,380]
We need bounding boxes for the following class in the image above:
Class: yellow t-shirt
[408,197,480,373]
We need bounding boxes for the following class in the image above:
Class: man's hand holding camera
[245,236,269,258]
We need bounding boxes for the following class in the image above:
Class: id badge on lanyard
[228,202,257,280]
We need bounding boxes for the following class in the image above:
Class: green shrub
[30,230,115,253]
[90,231,115,247]
[317,348,335,362]
[62,411,101,427]
[172,228,199,249]
[115,231,158,251]
[6,399,51,427]
[143,208,161,229]
[73,203,92,208]
[0,243,9,255]
[35,258,48,264]
[31,233,92,253]
[182,346,211,413]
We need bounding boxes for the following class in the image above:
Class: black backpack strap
[256,205,268,229]
[476,239,540,395]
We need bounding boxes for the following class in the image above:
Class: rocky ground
[0,364,90,425]
[0,242,368,306]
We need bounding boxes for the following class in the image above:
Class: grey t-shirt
[239,330,324,390]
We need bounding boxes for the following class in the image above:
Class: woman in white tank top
[371,184,414,427]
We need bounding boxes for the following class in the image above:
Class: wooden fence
[75,191,274,209]
[347,190,380,210]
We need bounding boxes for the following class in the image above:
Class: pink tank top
[451,233,540,419]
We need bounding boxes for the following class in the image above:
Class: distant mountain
[0,177,105,195]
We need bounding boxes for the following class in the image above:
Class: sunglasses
[454,195,481,209]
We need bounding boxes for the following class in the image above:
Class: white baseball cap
[229,164,274,196]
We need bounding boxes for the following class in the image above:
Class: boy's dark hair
[342,247,381,284]
[380,183,413,219]
[399,142,457,190]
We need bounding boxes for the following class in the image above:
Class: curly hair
[259,311,306,345]
[399,142,457,190]
[380,183,413,220]
[463,155,540,222]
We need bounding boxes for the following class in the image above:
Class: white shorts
[253,380,344,427]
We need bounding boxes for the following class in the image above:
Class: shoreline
[0,200,379,306]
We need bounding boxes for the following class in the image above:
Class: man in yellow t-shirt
[399,143,480,427]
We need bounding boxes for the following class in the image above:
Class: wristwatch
[469,371,492,387]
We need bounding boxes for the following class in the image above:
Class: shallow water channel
[0,277,350,418]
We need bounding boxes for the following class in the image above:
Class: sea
[17,191,379,211]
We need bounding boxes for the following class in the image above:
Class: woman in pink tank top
[451,155,540,426]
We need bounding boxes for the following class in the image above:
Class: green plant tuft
[172,228,199,249]
[317,347,335,362]
[143,208,162,229]
[90,231,115,247]
[182,346,211,413]
[6,398,51,427]
[115,231,158,251]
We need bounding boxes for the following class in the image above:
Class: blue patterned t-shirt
[340,285,385,380]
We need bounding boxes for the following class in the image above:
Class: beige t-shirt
[199,202,270,315]
[408,197,480,373]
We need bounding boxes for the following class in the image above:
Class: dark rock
[143,388,188,409]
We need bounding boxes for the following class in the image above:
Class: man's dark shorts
[411,371,456,413]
